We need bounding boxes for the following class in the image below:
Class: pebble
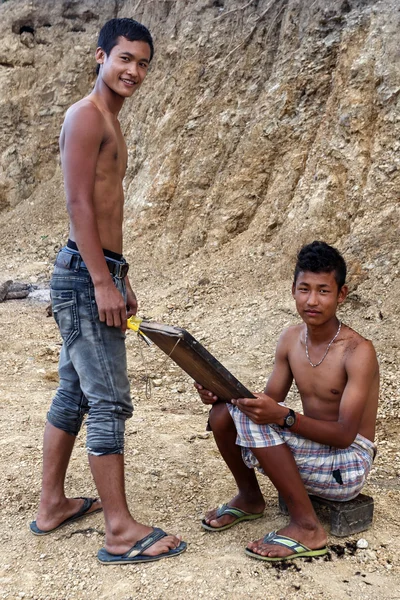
[357,538,369,549]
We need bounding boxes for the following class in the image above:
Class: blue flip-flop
[201,503,264,532]
[245,530,328,562]
[29,497,102,536]
[97,527,187,565]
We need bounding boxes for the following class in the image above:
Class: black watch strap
[283,408,296,428]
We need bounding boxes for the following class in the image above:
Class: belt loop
[71,254,81,272]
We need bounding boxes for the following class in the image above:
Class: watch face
[285,414,295,427]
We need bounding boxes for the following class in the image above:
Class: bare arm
[61,103,127,329]
[263,330,294,401]
[236,340,378,449]
[285,340,378,448]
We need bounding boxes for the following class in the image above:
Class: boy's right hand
[194,383,219,405]
[95,282,127,330]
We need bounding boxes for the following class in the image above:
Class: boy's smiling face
[292,270,348,326]
[96,37,151,98]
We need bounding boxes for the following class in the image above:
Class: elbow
[337,440,352,450]
[335,424,357,449]
[336,434,357,449]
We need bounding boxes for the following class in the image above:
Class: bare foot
[104,521,183,557]
[35,497,102,532]
[247,522,327,559]
[203,492,265,529]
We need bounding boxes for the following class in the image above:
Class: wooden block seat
[278,492,374,537]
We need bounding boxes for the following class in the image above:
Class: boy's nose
[307,291,318,306]
[127,62,139,78]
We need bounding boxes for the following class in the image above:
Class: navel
[331,389,340,395]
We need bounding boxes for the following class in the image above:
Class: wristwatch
[282,408,296,428]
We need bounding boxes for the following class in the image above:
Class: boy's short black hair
[96,18,154,75]
[293,241,347,289]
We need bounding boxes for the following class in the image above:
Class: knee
[208,403,234,434]
[86,414,126,456]
[47,391,85,436]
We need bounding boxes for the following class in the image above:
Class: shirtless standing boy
[197,241,378,562]
[30,18,186,565]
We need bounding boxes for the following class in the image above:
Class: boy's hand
[194,382,219,405]
[95,282,127,331]
[126,286,138,318]
[232,393,286,425]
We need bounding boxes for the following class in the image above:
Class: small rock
[357,538,369,549]
[153,379,163,387]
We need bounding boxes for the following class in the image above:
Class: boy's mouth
[121,78,136,86]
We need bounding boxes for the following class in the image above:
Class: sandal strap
[125,528,166,558]
[262,531,309,553]
[216,504,249,519]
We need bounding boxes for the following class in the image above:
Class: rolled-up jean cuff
[46,413,80,437]
[87,447,124,456]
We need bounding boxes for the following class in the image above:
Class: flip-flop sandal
[201,503,264,532]
[97,527,187,564]
[244,530,328,562]
[29,497,102,536]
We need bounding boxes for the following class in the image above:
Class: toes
[209,516,229,528]
[204,510,218,523]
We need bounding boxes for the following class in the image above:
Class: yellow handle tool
[127,315,152,346]
[127,315,143,331]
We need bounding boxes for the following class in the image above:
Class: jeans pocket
[51,289,80,346]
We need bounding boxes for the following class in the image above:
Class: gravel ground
[0,248,399,599]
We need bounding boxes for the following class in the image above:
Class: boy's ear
[337,284,348,305]
[95,47,106,67]
[291,282,296,298]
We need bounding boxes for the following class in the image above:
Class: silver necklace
[305,321,341,368]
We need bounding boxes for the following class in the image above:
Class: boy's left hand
[232,393,286,425]
[126,285,138,318]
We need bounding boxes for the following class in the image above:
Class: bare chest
[98,121,128,179]
[289,342,347,407]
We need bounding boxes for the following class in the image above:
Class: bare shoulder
[60,98,106,150]
[342,324,378,370]
[276,324,303,352]
[278,324,303,344]
[63,98,105,130]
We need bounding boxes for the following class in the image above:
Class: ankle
[104,514,136,538]
[289,517,322,532]
[236,489,265,504]
[38,494,66,510]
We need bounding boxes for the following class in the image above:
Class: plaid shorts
[227,404,377,501]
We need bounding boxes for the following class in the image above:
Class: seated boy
[196,241,379,562]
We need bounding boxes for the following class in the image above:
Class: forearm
[290,412,356,449]
[125,274,134,293]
